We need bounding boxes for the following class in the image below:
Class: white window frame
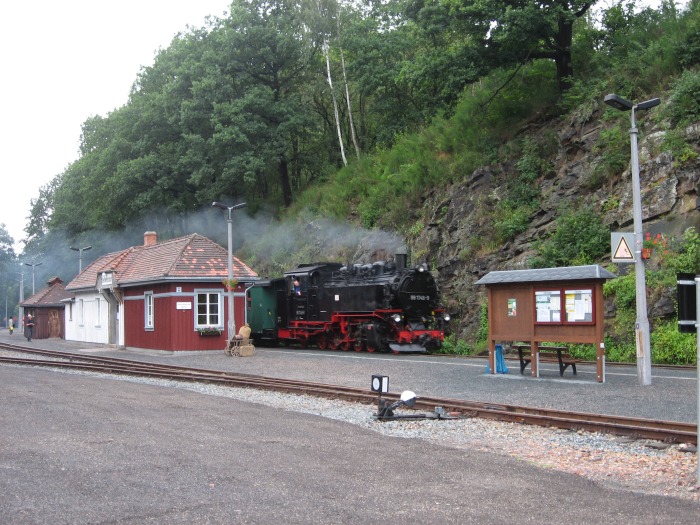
[78,299,84,326]
[94,298,101,328]
[144,292,154,330]
[195,290,222,329]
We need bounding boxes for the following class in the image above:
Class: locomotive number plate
[410,294,431,301]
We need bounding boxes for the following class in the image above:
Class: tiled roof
[65,233,258,291]
[22,277,74,307]
[475,265,616,285]
[65,250,132,291]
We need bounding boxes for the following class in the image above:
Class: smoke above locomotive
[247,254,450,353]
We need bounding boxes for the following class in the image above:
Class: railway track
[1,342,696,445]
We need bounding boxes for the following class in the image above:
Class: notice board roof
[475,265,616,286]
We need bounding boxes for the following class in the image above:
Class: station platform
[1,329,697,424]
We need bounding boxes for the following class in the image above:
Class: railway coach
[246,254,450,353]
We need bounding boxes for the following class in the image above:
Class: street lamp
[212,201,247,340]
[70,245,92,273]
[17,269,25,331]
[24,262,43,296]
[604,93,660,386]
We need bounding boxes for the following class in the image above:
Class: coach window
[196,291,221,329]
[144,292,154,330]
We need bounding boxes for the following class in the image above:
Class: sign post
[611,232,636,263]
[677,273,700,486]
[695,276,699,487]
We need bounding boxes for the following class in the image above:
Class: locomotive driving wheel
[330,334,343,351]
[316,333,329,350]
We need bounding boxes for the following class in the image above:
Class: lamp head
[212,201,247,211]
[604,94,633,111]
[637,98,660,111]
[399,390,417,408]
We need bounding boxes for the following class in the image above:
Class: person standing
[8,317,14,335]
[25,313,35,341]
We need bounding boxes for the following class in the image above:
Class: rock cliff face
[415,106,700,342]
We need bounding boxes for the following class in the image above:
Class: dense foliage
[10,0,700,363]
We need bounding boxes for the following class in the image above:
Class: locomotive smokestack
[395,253,407,270]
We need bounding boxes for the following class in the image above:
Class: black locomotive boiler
[247,254,450,353]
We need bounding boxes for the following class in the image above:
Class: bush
[530,205,610,268]
[437,333,474,355]
[567,343,597,361]
[651,319,697,365]
[604,338,636,363]
[666,69,700,126]
[604,271,637,311]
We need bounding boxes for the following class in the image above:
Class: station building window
[196,291,222,329]
[144,292,154,330]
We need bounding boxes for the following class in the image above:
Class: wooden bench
[225,337,255,357]
[511,345,576,377]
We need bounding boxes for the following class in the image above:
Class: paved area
[2,330,696,423]
[1,365,698,524]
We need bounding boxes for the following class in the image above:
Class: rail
[0,342,695,445]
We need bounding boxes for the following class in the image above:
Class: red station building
[64,232,258,352]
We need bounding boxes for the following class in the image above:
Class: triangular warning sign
[614,237,634,260]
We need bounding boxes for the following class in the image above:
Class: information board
[535,290,561,322]
[535,288,593,324]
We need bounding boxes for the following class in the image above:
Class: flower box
[197,328,222,336]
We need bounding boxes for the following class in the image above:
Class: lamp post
[24,262,43,296]
[70,245,92,273]
[18,269,24,330]
[212,201,247,340]
[604,94,660,386]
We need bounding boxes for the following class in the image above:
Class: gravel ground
[5,360,698,504]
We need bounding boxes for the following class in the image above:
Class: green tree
[0,224,17,322]
[407,0,595,94]
[217,0,321,208]
[0,223,15,268]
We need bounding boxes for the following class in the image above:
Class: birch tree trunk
[324,39,347,166]
[338,19,360,160]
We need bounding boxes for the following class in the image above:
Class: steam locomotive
[247,254,449,353]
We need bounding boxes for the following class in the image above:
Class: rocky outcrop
[417,111,700,342]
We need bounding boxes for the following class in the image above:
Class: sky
[0,1,232,252]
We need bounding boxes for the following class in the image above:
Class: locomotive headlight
[392,314,402,323]
[443,313,451,323]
